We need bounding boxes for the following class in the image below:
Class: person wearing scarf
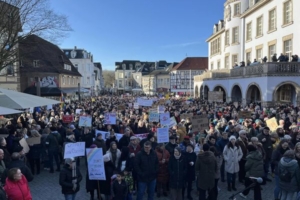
[107,141,121,169]
[168,147,186,200]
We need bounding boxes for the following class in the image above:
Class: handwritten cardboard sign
[208,91,223,102]
[160,112,170,126]
[149,112,159,122]
[64,142,85,159]
[104,113,116,125]
[63,115,74,123]
[19,138,30,153]
[79,116,92,127]
[266,117,278,132]
[86,148,106,180]
[157,128,169,143]
[191,115,209,133]
[238,111,252,119]
[26,137,41,145]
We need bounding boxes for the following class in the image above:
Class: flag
[60,92,65,109]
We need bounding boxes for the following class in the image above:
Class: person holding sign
[59,158,82,200]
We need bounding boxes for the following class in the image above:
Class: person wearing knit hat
[223,134,243,192]
[184,143,197,200]
[169,146,186,199]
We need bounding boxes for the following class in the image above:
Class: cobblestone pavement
[29,158,276,200]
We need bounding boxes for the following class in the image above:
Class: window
[210,37,221,56]
[232,27,239,44]
[256,16,263,37]
[225,56,229,69]
[33,60,39,67]
[210,63,214,70]
[217,61,220,70]
[256,49,262,61]
[86,77,90,84]
[232,55,238,67]
[269,9,276,31]
[62,77,65,85]
[269,44,276,60]
[118,72,123,78]
[118,80,123,88]
[122,64,126,69]
[72,77,75,85]
[284,39,292,61]
[64,64,71,71]
[68,77,71,85]
[277,85,292,101]
[246,22,252,41]
[74,64,78,70]
[225,30,230,46]
[246,52,252,62]
[283,1,292,25]
[6,65,14,76]
[234,3,240,16]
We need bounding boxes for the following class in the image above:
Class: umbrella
[0,106,22,115]
[0,88,60,109]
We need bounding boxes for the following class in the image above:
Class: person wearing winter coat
[183,144,196,200]
[45,126,62,173]
[127,136,140,193]
[165,135,178,155]
[135,141,158,200]
[271,139,290,200]
[155,144,170,197]
[195,144,217,200]
[59,158,83,200]
[237,130,248,183]
[111,172,128,200]
[216,132,229,182]
[239,145,264,200]
[4,168,32,200]
[278,150,300,200]
[223,135,243,191]
[27,130,42,175]
[117,128,131,150]
[168,147,187,200]
[93,133,107,154]
[105,130,119,150]
[209,146,223,200]
[99,154,115,200]
[106,142,121,169]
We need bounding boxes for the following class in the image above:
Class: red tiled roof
[171,57,208,71]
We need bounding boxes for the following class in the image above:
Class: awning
[61,87,90,94]
[23,86,62,97]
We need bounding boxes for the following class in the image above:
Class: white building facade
[194,0,300,106]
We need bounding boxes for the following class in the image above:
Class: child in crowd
[111,171,128,200]
[123,168,133,200]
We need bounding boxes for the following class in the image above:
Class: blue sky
[50,0,224,70]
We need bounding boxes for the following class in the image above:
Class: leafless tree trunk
[102,70,115,88]
[0,0,72,73]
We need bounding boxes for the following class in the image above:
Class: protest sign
[26,137,41,145]
[86,148,106,180]
[63,115,74,123]
[19,138,30,153]
[238,111,252,119]
[169,116,177,128]
[266,117,278,132]
[192,115,209,132]
[64,142,85,159]
[133,103,139,109]
[79,116,92,127]
[138,99,153,107]
[149,112,159,122]
[180,113,193,120]
[157,105,165,114]
[157,128,169,143]
[29,107,34,114]
[135,133,148,140]
[95,130,122,141]
[160,112,170,126]
[118,105,126,110]
[75,109,82,114]
[208,91,223,102]
[104,113,116,125]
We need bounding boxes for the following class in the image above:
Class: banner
[160,112,170,126]
[149,112,159,122]
[86,148,106,180]
[238,111,252,119]
[135,133,148,141]
[191,115,209,132]
[63,115,74,123]
[169,116,177,128]
[180,113,193,120]
[137,98,153,107]
[104,113,116,125]
[208,91,223,102]
[95,130,122,141]
[79,116,92,127]
[64,142,86,159]
[157,128,169,143]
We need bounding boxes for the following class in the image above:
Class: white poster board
[160,112,170,126]
[75,109,82,114]
[86,148,106,180]
[169,116,177,128]
[149,112,159,122]
[64,142,86,159]
[134,103,139,109]
[79,116,92,127]
[157,128,169,143]
[157,105,165,114]
[95,130,122,141]
[104,113,116,125]
[137,98,153,107]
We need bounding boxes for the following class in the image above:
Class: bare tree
[102,70,115,88]
[0,0,72,72]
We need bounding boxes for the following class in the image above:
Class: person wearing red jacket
[4,168,32,200]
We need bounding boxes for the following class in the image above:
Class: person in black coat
[99,154,115,200]
[183,144,196,200]
[165,135,178,155]
[105,131,119,150]
[59,158,82,199]
[93,133,107,155]
[168,147,187,200]
[1,152,33,184]
[27,130,42,175]
[117,128,130,150]
[0,137,11,166]
[111,172,128,200]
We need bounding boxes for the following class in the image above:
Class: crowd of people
[0,95,300,200]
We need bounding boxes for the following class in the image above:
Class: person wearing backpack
[278,150,300,200]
